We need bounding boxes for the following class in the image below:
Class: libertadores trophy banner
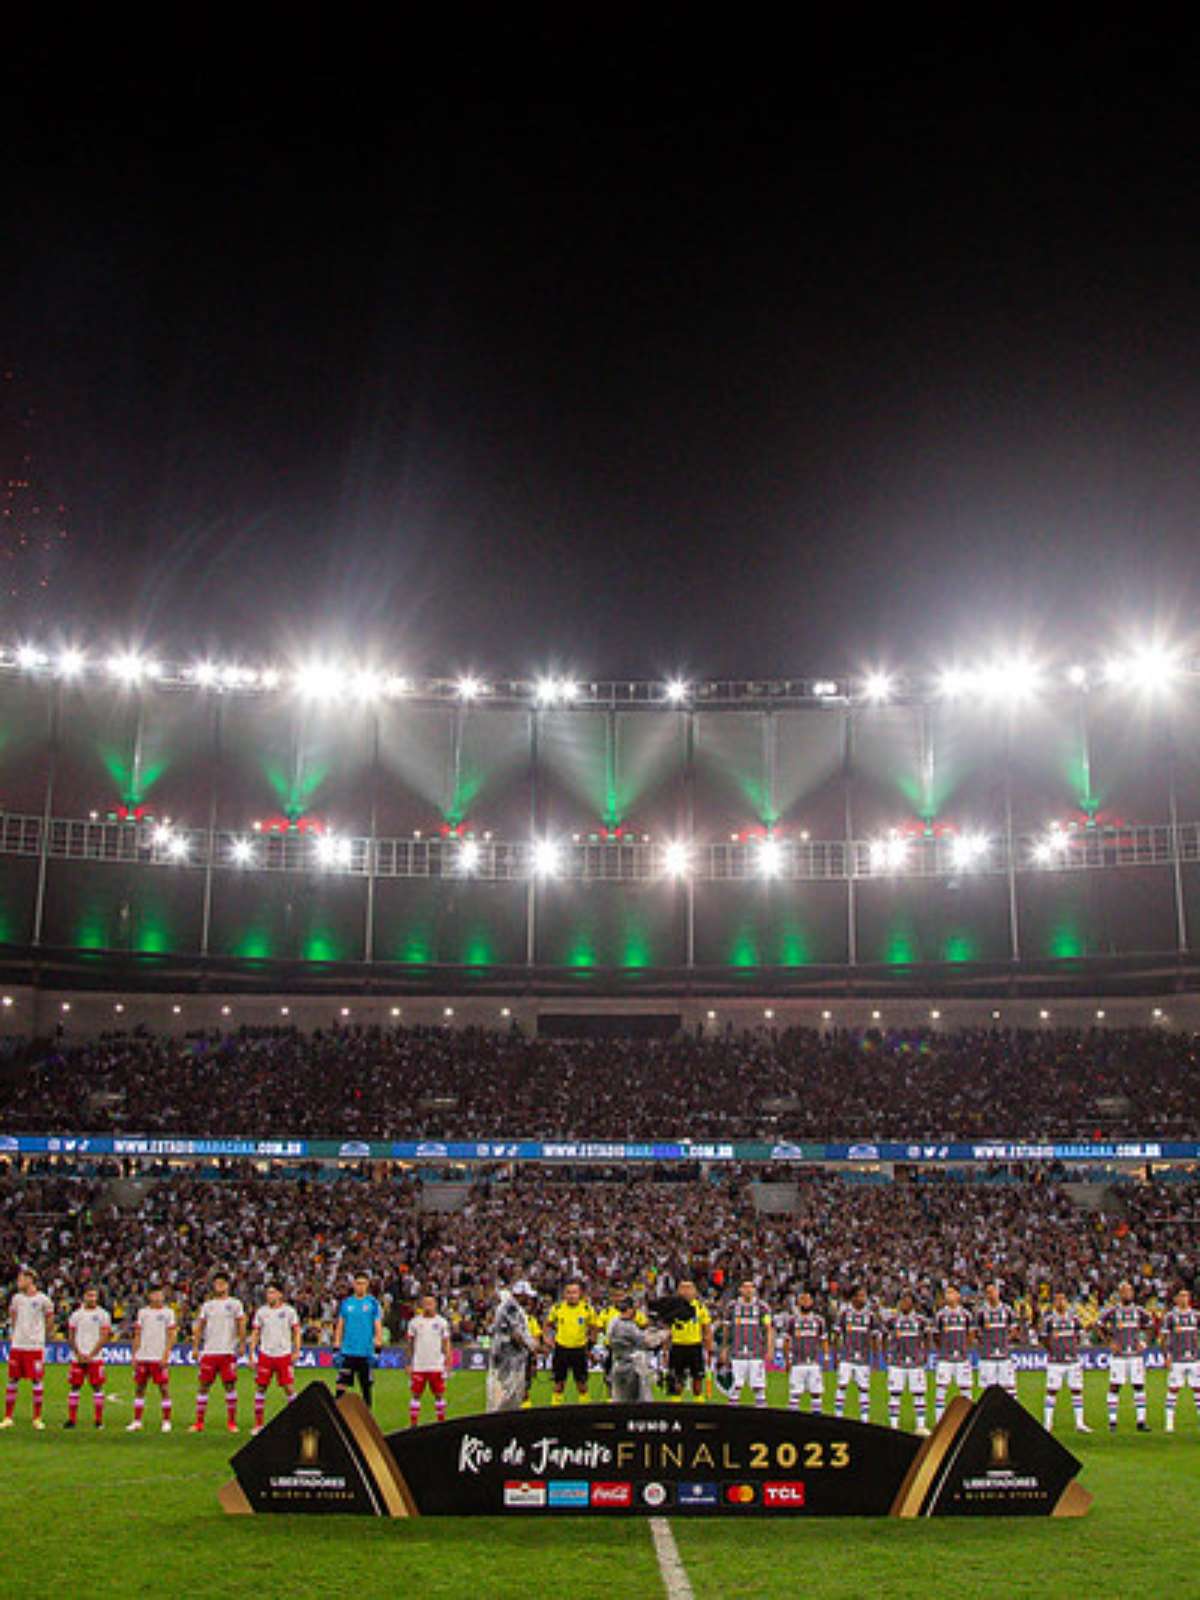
[221,1385,1090,1518]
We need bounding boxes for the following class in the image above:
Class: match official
[546,1279,597,1405]
[667,1280,712,1402]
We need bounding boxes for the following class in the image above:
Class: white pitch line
[649,1516,695,1600]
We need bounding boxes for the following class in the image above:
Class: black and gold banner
[222,1384,1090,1518]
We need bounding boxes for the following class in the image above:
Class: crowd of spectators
[1,1022,1198,1140]
[2,1164,1196,1343]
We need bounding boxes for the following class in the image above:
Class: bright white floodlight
[192,661,218,687]
[937,666,974,699]
[869,833,909,872]
[108,652,147,684]
[665,678,689,704]
[16,644,45,670]
[1128,645,1180,693]
[151,824,173,849]
[260,667,282,690]
[55,648,85,678]
[950,832,988,870]
[230,838,254,866]
[534,676,558,706]
[166,834,189,861]
[663,840,690,877]
[1066,663,1088,688]
[315,833,352,868]
[862,671,893,703]
[350,669,384,702]
[459,839,481,873]
[457,675,484,701]
[757,837,783,877]
[295,662,345,700]
[533,838,560,876]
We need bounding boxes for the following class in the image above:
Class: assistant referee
[546,1280,597,1404]
[668,1279,713,1401]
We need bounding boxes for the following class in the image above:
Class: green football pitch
[2,1367,1198,1598]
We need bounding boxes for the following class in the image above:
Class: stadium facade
[1,653,1199,1009]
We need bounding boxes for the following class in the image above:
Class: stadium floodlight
[166,834,189,861]
[219,663,248,689]
[664,678,690,704]
[315,833,353,868]
[811,679,839,698]
[663,840,690,877]
[385,674,410,697]
[16,644,46,670]
[151,824,173,849]
[259,667,281,689]
[950,832,988,870]
[1127,644,1181,693]
[230,838,254,866]
[456,675,484,701]
[350,668,384,702]
[862,670,893,703]
[937,666,974,699]
[459,839,481,873]
[757,836,783,877]
[191,661,218,686]
[107,652,148,683]
[869,833,908,872]
[1066,663,1088,688]
[533,838,560,876]
[55,647,85,678]
[534,675,558,706]
[294,661,345,700]
[559,679,581,703]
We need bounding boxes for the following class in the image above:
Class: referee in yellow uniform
[546,1279,597,1404]
[668,1280,713,1401]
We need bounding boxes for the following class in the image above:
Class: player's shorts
[1109,1356,1146,1386]
[978,1359,1016,1389]
[789,1362,823,1395]
[68,1360,105,1389]
[837,1360,871,1390]
[199,1353,238,1387]
[337,1353,374,1387]
[1045,1361,1083,1389]
[256,1354,294,1389]
[730,1358,766,1394]
[551,1346,590,1387]
[410,1369,447,1398]
[1168,1361,1200,1388]
[887,1365,927,1393]
[134,1360,169,1388]
[936,1359,972,1389]
[669,1345,706,1385]
[7,1349,44,1383]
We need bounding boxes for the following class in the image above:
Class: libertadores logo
[724,1484,757,1505]
[590,1482,633,1507]
[503,1481,547,1507]
[762,1482,806,1507]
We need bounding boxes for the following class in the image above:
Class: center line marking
[650,1516,695,1600]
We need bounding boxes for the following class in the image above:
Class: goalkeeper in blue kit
[334,1272,384,1409]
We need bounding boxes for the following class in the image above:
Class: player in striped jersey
[885,1292,929,1433]
[720,1281,773,1409]
[785,1291,827,1414]
[1039,1291,1091,1433]
[974,1282,1019,1401]
[1099,1280,1154,1432]
[932,1285,973,1422]
[834,1287,878,1422]
[1161,1287,1200,1433]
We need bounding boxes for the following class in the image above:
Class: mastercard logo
[724,1484,756,1505]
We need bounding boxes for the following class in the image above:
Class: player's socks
[888,1398,900,1429]
[1134,1385,1147,1425]
[161,1392,172,1422]
[1071,1388,1085,1428]
[934,1382,946,1422]
[68,1389,80,1425]
[1107,1386,1119,1429]
[834,1387,845,1418]
[93,1391,105,1426]
[284,1387,295,1405]
[3,1384,16,1421]
[133,1395,146,1424]
[409,1401,420,1428]
[754,1390,767,1409]
[31,1383,43,1421]
[194,1391,210,1428]
[435,1399,446,1423]
[1165,1388,1176,1431]
[225,1388,238,1427]
[551,1392,563,1406]
[255,1389,267,1429]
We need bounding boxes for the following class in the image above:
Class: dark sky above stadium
[7,22,1200,677]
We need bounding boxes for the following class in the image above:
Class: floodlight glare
[151,824,173,848]
[55,648,85,678]
[350,669,384,702]
[230,838,254,866]
[811,679,838,698]
[862,671,893,703]
[107,652,146,683]
[665,678,689,703]
[167,834,189,861]
[315,833,352,868]
[192,661,218,686]
[937,667,974,699]
[295,662,344,700]
[560,680,581,703]
[457,675,484,701]
[950,832,988,870]
[16,644,45,670]
[533,838,560,876]
[259,667,282,689]
[757,837,783,877]
[869,833,908,872]
[663,840,690,877]
[459,839,481,872]
[1128,644,1180,693]
[534,676,558,706]
[1066,663,1088,688]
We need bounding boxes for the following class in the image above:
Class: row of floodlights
[1,645,1194,704]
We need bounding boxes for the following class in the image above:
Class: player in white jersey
[2,1269,55,1429]
[64,1286,112,1429]
[129,1286,177,1431]
[407,1292,452,1427]
[249,1283,301,1434]
[189,1272,246,1434]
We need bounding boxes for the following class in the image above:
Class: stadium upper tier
[1,655,1200,983]
[2,1025,1198,1141]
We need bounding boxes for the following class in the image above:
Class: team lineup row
[5,1268,1199,1439]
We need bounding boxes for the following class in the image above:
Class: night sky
[7,23,1200,677]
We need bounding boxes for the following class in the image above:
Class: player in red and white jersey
[407,1292,452,1427]
[932,1285,973,1422]
[974,1282,1019,1401]
[884,1292,929,1433]
[249,1283,300,1435]
[1039,1291,1091,1434]
[785,1291,827,1415]
[1161,1287,1200,1434]
[1099,1280,1154,1432]
[2,1268,54,1429]
[64,1287,112,1429]
[834,1286,878,1422]
[189,1273,246,1434]
[128,1286,177,1432]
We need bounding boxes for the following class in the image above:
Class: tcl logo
[590,1483,633,1507]
[763,1482,806,1507]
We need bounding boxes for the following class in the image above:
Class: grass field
[3,1367,1199,1598]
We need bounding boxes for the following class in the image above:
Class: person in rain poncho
[607,1296,669,1403]
[486,1283,538,1412]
